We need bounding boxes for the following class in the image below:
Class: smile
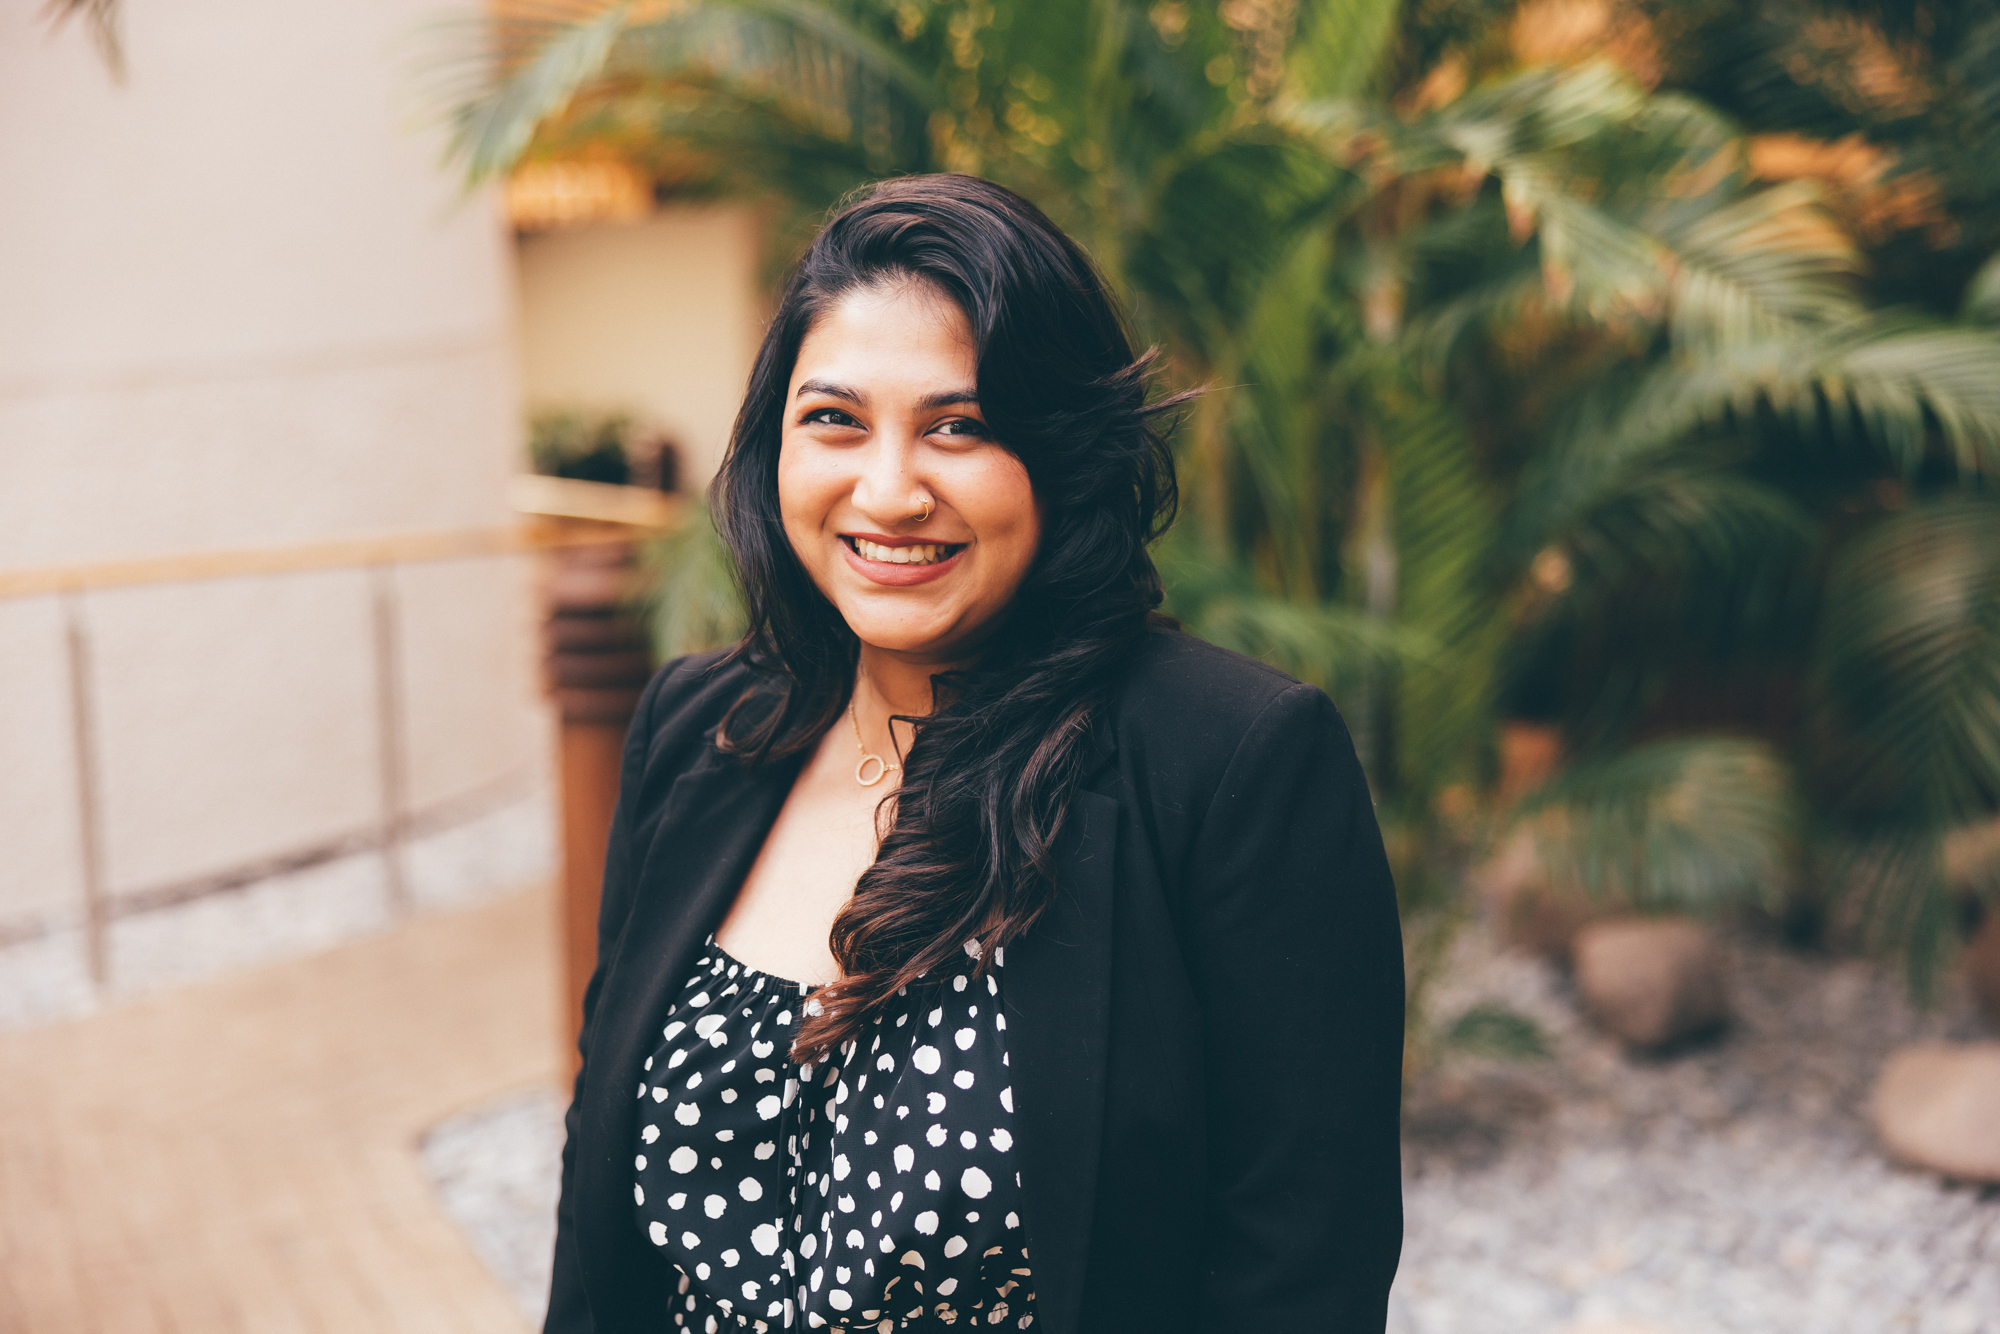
[842,536,966,566]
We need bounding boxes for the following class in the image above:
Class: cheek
[776,439,839,539]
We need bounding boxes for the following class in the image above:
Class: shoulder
[1099,622,1350,799]
[1108,622,1325,740]
[631,645,763,768]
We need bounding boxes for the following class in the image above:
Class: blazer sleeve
[1182,683,1405,1332]
[543,663,674,1334]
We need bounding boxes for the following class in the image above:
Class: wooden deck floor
[0,887,563,1333]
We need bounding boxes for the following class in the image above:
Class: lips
[838,534,967,586]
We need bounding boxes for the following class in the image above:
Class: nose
[849,432,923,528]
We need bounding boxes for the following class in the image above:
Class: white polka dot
[682,1231,701,1249]
[652,1087,671,1102]
[937,1277,959,1297]
[913,1210,939,1235]
[846,1228,864,1249]
[739,1177,763,1201]
[926,1124,947,1147]
[924,1170,940,1190]
[704,1195,727,1218]
[721,1247,739,1267]
[751,1223,781,1256]
[927,1091,947,1114]
[1000,1086,1013,1113]
[756,1068,776,1083]
[756,1095,781,1120]
[642,1124,660,1144]
[954,1028,976,1050]
[959,1131,977,1149]
[720,1089,737,1103]
[648,1221,668,1246]
[635,1153,647,1170]
[755,1141,777,1160]
[990,1128,1013,1152]
[685,1071,703,1089]
[961,1167,992,1199]
[667,1050,688,1069]
[911,1045,941,1075]
[634,1184,645,1205]
[741,1280,760,1300]
[876,1053,895,1071]
[668,1193,687,1210]
[664,1021,686,1040]
[953,975,968,992]
[1005,1211,1019,1228]
[752,1039,774,1057]
[832,1154,851,1181]
[943,1235,967,1258]
[827,1289,852,1311]
[893,1144,915,1173]
[953,1070,975,1089]
[675,1102,700,1125]
[690,992,710,1008]
[669,1146,699,1174]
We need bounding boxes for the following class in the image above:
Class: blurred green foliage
[449,0,2000,1012]
[529,408,639,484]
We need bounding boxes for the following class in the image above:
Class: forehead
[789,282,976,392]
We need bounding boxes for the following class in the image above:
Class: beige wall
[516,209,766,488]
[0,0,552,1024]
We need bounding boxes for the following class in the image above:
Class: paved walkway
[0,887,563,1333]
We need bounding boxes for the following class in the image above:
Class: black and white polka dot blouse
[633,936,1036,1332]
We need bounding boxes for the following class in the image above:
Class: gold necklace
[848,697,901,788]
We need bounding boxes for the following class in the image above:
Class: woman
[548,175,1404,1334]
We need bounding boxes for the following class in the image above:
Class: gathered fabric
[634,936,1036,1332]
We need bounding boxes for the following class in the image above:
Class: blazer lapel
[575,741,806,1330]
[1005,784,1118,1334]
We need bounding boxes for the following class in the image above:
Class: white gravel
[420,930,2000,1334]
[1396,927,2000,1334]
[419,1086,565,1326]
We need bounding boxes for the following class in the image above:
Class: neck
[852,644,960,722]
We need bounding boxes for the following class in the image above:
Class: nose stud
[914,494,933,524]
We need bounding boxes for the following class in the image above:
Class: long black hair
[709,174,1184,1057]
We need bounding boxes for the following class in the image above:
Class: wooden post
[543,533,654,1079]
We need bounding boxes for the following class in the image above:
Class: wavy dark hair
[710,174,1184,1058]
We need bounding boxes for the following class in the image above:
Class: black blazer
[548,625,1405,1334]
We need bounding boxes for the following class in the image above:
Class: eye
[932,417,988,439]
[801,407,861,428]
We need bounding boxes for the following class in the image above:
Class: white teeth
[855,539,952,565]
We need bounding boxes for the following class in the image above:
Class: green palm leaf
[1520,736,1801,913]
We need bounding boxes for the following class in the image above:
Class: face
[778,281,1042,665]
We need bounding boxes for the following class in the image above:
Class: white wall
[0,0,552,1025]
[516,209,766,488]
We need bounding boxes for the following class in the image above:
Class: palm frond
[1603,318,2000,480]
[1155,532,1417,696]
[443,0,938,182]
[41,0,122,79]
[1284,0,1401,102]
[1806,498,2000,829]
[638,506,747,661]
[1520,736,1800,913]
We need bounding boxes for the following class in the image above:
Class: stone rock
[1474,828,1612,962]
[1572,917,1729,1048]
[1870,1041,2000,1183]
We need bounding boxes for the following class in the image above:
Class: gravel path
[422,929,2000,1333]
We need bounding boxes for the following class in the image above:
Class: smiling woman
[548,176,1406,1334]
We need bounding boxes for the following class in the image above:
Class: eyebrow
[794,379,980,412]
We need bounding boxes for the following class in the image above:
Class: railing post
[541,533,654,1079]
